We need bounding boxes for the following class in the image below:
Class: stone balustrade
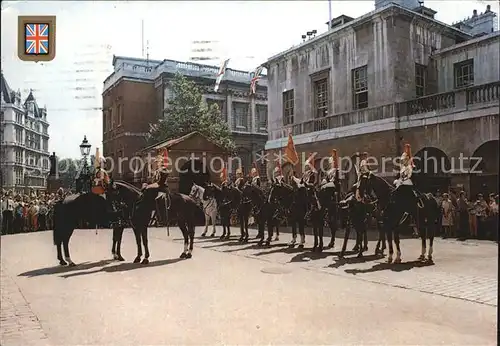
[270,82,499,141]
[104,59,268,92]
[270,104,397,140]
[466,82,499,106]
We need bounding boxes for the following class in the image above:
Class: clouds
[1,1,497,158]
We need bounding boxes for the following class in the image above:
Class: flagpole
[328,0,332,30]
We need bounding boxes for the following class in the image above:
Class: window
[256,105,267,130]
[43,139,48,151]
[314,78,328,118]
[233,102,249,130]
[415,64,427,98]
[352,66,368,110]
[15,113,22,124]
[15,150,23,163]
[109,108,113,130]
[282,90,294,125]
[117,104,123,126]
[15,128,23,143]
[15,169,23,185]
[454,59,474,88]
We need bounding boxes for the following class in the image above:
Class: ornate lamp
[79,135,91,157]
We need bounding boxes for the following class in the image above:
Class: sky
[1,0,498,158]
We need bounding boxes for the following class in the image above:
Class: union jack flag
[25,24,49,55]
[250,66,263,94]
[214,59,230,92]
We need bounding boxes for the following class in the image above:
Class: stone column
[226,91,233,130]
[250,95,256,133]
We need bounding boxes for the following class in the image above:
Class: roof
[23,90,42,118]
[264,3,472,66]
[1,72,13,104]
[139,131,227,154]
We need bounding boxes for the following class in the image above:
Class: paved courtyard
[1,227,497,345]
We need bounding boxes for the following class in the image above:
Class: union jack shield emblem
[25,24,49,55]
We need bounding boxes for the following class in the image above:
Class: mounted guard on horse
[392,143,425,224]
[250,166,261,187]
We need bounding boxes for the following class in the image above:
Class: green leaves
[148,73,235,152]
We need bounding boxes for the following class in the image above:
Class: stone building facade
[263,2,499,195]
[1,73,50,192]
[102,56,268,182]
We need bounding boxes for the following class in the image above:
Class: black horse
[154,189,201,259]
[338,189,371,258]
[52,192,111,266]
[271,177,309,248]
[315,180,340,249]
[241,182,278,246]
[267,178,303,246]
[358,173,441,263]
[236,184,252,242]
[301,181,327,251]
[204,182,235,240]
[108,180,145,262]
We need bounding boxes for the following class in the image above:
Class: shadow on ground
[18,259,115,278]
[60,258,184,279]
[344,260,435,275]
[329,254,385,268]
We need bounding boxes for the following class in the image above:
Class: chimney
[486,5,491,12]
[473,9,478,17]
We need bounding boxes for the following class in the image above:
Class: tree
[57,157,79,188]
[147,74,235,152]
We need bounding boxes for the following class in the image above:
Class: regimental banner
[18,16,57,62]
[250,66,263,94]
[214,58,230,92]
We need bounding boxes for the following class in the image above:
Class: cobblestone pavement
[0,229,497,345]
[163,227,498,307]
[1,268,50,346]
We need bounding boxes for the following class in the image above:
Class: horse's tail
[53,228,58,245]
[52,204,61,245]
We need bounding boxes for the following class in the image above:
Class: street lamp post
[78,135,92,193]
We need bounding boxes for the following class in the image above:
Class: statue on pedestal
[49,152,57,176]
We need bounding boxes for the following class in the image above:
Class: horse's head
[357,172,374,199]
[241,182,255,204]
[189,183,200,200]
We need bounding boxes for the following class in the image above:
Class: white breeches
[394,178,413,187]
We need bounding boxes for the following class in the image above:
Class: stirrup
[417,199,425,209]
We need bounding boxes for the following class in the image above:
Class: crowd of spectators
[437,190,498,241]
[1,189,62,235]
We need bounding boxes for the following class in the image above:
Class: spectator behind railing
[457,191,470,240]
